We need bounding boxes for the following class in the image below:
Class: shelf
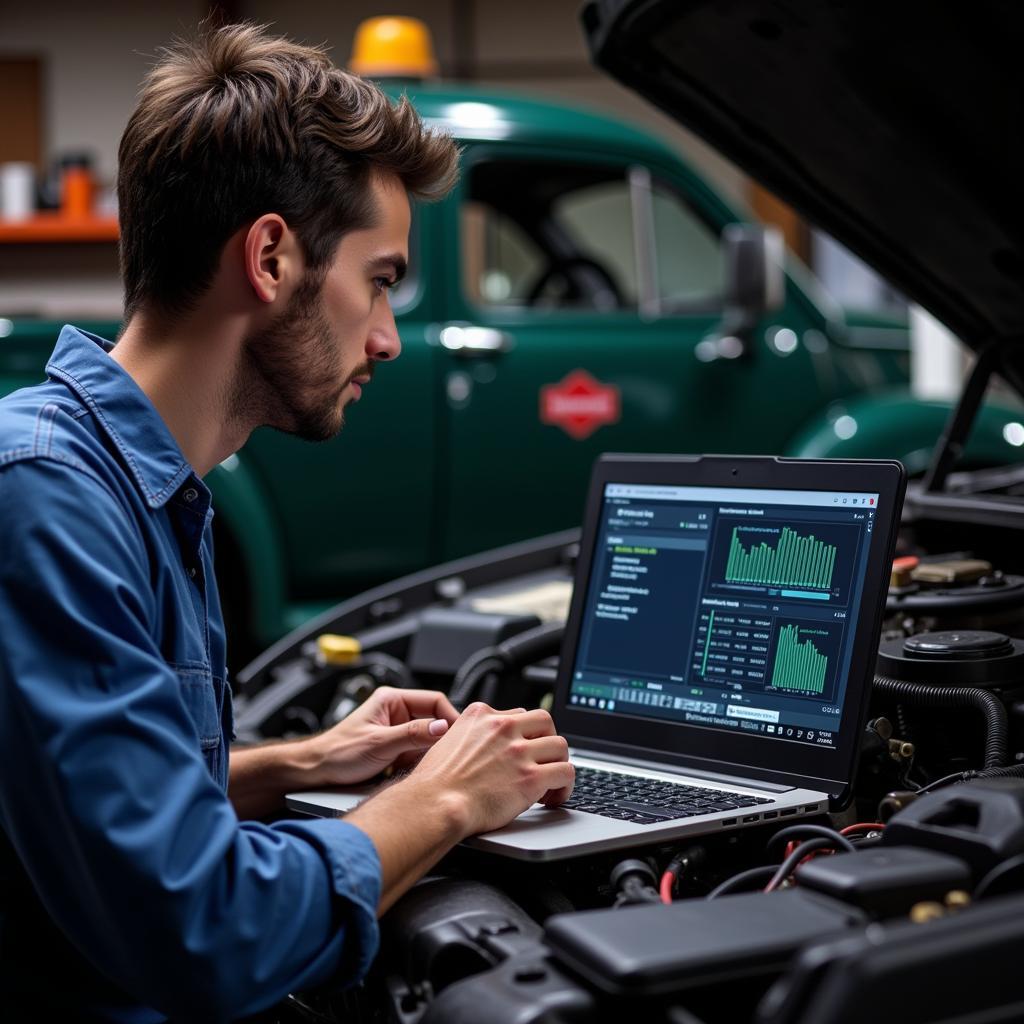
[0,214,118,243]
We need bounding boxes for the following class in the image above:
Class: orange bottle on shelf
[61,165,93,218]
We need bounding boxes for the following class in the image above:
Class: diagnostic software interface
[568,483,881,749]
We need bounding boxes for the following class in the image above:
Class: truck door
[439,149,826,559]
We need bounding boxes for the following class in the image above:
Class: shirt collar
[46,325,199,509]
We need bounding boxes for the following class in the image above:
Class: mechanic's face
[243,173,408,441]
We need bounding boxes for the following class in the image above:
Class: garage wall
[3,0,208,184]
[3,0,747,206]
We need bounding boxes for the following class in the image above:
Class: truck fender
[783,389,1024,473]
[206,455,287,650]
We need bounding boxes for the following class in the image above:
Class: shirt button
[188,567,197,579]
[183,487,199,503]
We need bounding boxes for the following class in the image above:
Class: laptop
[288,454,905,861]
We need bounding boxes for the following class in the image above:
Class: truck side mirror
[703,225,785,360]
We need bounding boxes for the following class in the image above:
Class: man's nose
[367,305,402,362]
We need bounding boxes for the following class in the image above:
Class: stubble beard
[235,273,363,443]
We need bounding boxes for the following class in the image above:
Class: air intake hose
[450,622,566,709]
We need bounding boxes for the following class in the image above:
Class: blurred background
[1,0,904,319]
[2,3,987,667]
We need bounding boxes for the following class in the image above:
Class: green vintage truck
[2,33,1020,661]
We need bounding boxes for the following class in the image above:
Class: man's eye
[374,277,397,294]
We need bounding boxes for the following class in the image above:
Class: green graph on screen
[771,624,828,693]
[725,526,836,589]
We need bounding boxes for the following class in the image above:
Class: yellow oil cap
[349,16,439,79]
[317,634,362,665]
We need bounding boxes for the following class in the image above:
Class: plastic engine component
[882,778,1024,880]
[406,607,541,676]
[876,629,1024,687]
[543,888,864,997]
[793,846,971,917]
[421,950,597,1024]
[380,876,542,997]
[757,892,1024,1024]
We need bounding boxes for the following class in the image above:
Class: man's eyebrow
[368,253,408,282]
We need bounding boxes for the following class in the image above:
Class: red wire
[659,870,675,904]
[840,822,885,834]
[797,848,834,868]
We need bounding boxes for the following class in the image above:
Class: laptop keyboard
[561,765,773,825]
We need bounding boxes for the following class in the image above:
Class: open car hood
[582,0,1024,357]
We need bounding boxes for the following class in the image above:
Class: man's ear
[244,214,299,304]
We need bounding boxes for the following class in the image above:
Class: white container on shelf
[1,162,36,221]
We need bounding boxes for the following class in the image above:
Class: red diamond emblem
[540,370,621,441]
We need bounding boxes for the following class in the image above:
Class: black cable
[707,829,852,899]
[916,761,1024,796]
[873,674,1009,771]
[764,837,837,892]
[765,824,856,855]
[706,865,776,900]
[449,622,565,708]
[916,769,975,794]
[974,852,1024,900]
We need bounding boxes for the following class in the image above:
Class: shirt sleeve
[0,457,381,1020]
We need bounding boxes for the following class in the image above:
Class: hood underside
[583,0,1024,357]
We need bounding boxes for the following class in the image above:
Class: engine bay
[233,480,1024,1024]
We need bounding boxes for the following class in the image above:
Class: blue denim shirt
[0,326,381,1022]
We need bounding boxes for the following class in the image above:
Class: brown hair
[117,22,458,320]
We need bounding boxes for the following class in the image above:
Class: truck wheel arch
[783,390,1024,472]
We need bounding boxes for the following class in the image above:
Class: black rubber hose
[873,674,1009,771]
[449,651,506,709]
[449,622,566,708]
[974,762,1024,781]
[706,865,776,900]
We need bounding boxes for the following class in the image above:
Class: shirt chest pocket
[175,666,223,751]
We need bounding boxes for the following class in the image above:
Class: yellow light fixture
[349,16,439,79]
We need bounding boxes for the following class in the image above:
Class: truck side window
[462,160,636,311]
[651,181,723,311]
[461,201,546,305]
[461,159,722,315]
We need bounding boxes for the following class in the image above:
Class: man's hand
[227,686,459,818]
[402,702,574,838]
[303,686,459,787]
[345,701,574,914]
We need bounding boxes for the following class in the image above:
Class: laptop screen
[567,482,880,752]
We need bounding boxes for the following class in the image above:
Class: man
[0,23,573,1022]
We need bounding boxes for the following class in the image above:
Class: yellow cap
[317,634,362,665]
[349,16,439,79]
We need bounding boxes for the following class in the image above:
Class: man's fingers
[536,762,576,806]
[379,718,448,756]
[527,735,570,764]
[395,688,459,725]
[517,708,557,739]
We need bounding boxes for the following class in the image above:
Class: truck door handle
[438,324,515,357]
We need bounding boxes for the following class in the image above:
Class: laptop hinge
[571,748,797,794]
